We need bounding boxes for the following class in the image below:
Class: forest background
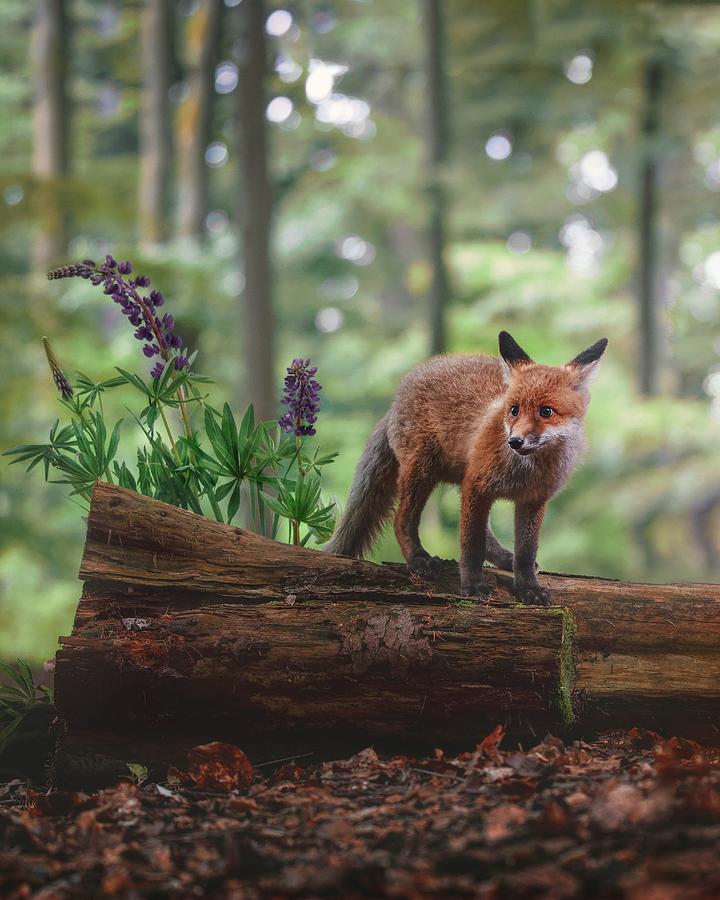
[3,0,720,661]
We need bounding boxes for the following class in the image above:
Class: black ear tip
[572,337,608,368]
[593,337,609,357]
[498,331,532,364]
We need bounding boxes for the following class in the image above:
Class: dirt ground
[1,728,720,898]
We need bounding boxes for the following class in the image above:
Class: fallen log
[54,482,720,785]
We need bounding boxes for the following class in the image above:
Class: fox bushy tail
[325,413,398,558]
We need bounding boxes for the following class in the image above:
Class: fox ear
[498,331,533,374]
[566,338,608,386]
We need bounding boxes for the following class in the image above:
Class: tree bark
[176,0,222,241]
[235,0,275,421]
[422,0,451,356]
[54,483,720,785]
[139,0,174,245]
[638,56,664,396]
[32,0,69,272]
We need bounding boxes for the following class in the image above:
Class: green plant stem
[291,518,301,545]
[158,402,183,467]
[295,435,305,476]
[177,385,194,441]
[156,401,206,514]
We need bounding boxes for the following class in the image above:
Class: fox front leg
[459,483,493,597]
[513,500,550,607]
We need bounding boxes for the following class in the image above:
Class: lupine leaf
[227,483,241,523]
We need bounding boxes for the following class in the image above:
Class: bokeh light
[485,133,512,160]
[266,10,293,38]
[215,62,238,95]
[4,185,23,206]
[507,231,532,254]
[565,53,593,85]
[315,307,344,332]
[266,96,294,124]
[205,142,228,167]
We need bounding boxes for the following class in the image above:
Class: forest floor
[1,728,720,899]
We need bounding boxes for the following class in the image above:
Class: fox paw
[459,577,492,599]
[514,582,551,607]
[409,554,443,579]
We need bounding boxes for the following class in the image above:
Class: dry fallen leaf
[186,742,254,793]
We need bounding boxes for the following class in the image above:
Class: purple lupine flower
[47,258,189,379]
[42,337,73,400]
[278,358,321,437]
[47,264,93,281]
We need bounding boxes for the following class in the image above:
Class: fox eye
[539,406,554,418]
[510,404,519,417]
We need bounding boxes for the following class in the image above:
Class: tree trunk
[638,56,664,396]
[32,0,69,272]
[235,0,275,421]
[176,0,222,241]
[422,0,451,356]
[53,482,720,785]
[139,0,173,246]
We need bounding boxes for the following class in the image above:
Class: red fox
[326,331,607,606]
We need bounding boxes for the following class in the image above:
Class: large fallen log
[54,482,720,785]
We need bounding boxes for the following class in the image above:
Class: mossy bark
[53,483,720,786]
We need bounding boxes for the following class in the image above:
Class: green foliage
[4,351,336,545]
[4,0,720,665]
[126,762,149,785]
[0,660,53,755]
[263,471,337,545]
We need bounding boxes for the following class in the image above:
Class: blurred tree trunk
[139,0,173,246]
[236,0,275,420]
[176,0,222,241]
[32,0,69,272]
[422,0,451,356]
[638,57,663,396]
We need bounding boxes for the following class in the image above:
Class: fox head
[498,331,607,458]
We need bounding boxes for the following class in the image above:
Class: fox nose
[508,436,524,450]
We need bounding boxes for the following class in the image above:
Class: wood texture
[54,482,720,784]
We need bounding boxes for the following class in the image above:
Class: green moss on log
[556,607,577,725]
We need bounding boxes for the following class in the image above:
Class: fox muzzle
[508,434,540,456]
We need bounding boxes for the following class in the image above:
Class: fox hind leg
[394,454,441,578]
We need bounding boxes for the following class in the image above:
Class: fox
[325,331,607,606]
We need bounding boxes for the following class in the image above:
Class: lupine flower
[47,257,186,378]
[42,337,73,400]
[279,358,321,436]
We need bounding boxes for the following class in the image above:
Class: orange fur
[326,333,607,606]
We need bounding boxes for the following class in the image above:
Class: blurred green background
[3,0,720,663]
